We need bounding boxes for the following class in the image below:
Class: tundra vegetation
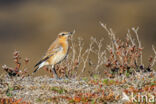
[0,23,155,104]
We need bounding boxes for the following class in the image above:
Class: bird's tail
[34,56,49,68]
[33,56,50,73]
[33,66,40,73]
[33,61,46,73]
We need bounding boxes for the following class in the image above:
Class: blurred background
[0,0,156,74]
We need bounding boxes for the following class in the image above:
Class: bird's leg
[51,65,59,79]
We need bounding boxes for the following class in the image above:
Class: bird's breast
[48,46,68,65]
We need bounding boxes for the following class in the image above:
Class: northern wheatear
[33,31,75,78]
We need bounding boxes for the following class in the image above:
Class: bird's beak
[68,30,75,36]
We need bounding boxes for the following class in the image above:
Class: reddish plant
[2,50,29,77]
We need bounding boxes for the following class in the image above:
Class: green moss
[36,98,42,102]
[51,87,67,94]
[102,79,108,84]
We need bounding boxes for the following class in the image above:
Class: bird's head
[58,30,75,40]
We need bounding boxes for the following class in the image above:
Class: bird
[33,31,75,79]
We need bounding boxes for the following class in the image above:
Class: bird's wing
[45,39,61,57]
[34,39,61,67]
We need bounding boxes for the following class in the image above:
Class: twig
[132,27,143,65]
[151,45,156,67]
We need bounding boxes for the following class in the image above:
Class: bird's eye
[61,33,65,36]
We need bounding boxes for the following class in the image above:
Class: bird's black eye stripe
[62,33,65,36]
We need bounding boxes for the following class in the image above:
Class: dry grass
[0,23,156,104]
[0,71,155,104]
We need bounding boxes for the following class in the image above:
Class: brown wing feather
[34,38,61,67]
[45,38,60,56]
